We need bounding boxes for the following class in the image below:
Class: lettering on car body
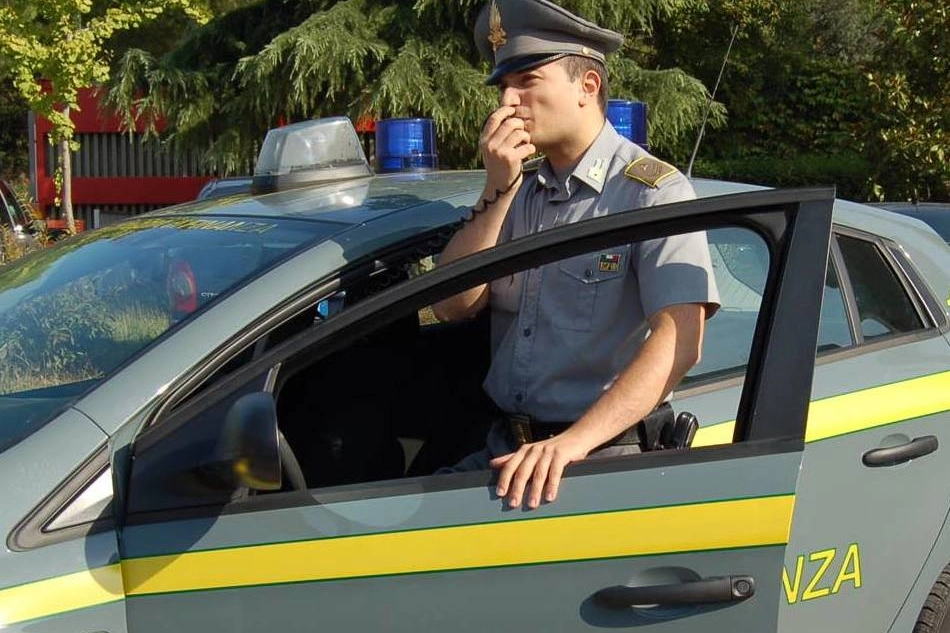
[783,543,862,604]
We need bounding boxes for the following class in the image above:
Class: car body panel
[120,451,802,632]
[0,410,125,631]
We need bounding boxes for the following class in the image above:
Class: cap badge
[488,0,507,52]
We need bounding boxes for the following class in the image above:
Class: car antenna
[686,23,740,179]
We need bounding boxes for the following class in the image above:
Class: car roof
[142,170,950,317]
[165,171,486,226]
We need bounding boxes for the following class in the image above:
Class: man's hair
[559,55,609,113]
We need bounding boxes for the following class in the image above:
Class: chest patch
[598,252,623,273]
[624,156,677,188]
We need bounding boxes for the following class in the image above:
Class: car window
[837,234,923,341]
[817,258,853,351]
[687,230,865,383]
[686,227,765,382]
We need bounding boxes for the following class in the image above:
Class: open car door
[113,188,834,632]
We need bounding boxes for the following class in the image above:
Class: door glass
[837,235,923,340]
[817,259,853,352]
[687,227,766,382]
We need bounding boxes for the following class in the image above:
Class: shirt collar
[535,121,622,195]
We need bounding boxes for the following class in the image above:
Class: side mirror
[215,392,282,491]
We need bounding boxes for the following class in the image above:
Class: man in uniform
[433,0,719,509]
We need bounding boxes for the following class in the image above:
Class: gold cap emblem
[488,0,507,52]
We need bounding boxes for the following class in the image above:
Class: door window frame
[119,188,834,519]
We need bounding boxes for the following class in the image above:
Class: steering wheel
[277,429,307,491]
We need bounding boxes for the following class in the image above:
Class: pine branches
[104,0,724,172]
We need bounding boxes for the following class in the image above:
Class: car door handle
[593,575,755,609]
[862,435,938,467]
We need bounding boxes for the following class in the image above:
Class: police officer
[433,0,719,509]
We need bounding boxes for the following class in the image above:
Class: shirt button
[523,328,532,337]
[515,393,524,403]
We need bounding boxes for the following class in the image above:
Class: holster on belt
[635,402,699,451]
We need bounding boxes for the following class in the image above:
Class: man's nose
[500,86,520,107]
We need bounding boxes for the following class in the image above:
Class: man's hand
[490,432,593,509]
[480,105,535,194]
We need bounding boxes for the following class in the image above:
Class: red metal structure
[30,87,213,227]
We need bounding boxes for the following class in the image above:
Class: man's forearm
[431,182,519,321]
[562,303,706,452]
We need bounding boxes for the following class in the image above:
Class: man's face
[497,61,583,151]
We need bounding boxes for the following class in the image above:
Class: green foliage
[694,153,873,200]
[0,0,211,227]
[0,87,29,179]
[106,0,724,172]
[860,0,949,201]
[651,0,947,201]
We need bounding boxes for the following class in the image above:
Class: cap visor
[485,53,569,85]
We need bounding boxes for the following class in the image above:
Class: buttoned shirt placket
[507,173,575,411]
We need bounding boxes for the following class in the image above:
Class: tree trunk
[59,107,76,234]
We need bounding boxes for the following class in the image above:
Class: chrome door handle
[862,435,938,467]
[593,575,755,609]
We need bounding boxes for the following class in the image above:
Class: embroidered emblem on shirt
[488,1,507,52]
[587,158,607,184]
[598,253,622,273]
[623,156,677,188]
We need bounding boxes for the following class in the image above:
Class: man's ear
[580,69,602,107]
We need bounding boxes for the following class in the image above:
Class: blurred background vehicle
[0,177,40,261]
[871,202,950,244]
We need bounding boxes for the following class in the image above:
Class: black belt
[506,402,687,451]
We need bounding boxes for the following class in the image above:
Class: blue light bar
[375,118,438,173]
[607,100,649,151]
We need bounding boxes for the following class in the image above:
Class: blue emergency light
[607,100,649,151]
[375,118,439,173]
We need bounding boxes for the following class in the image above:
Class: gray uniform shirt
[483,122,720,422]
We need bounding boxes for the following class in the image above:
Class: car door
[113,188,833,632]
[673,219,950,630]
[776,228,950,631]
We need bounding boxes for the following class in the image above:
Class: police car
[1,117,948,633]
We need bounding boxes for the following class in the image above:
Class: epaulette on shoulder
[522,156,544,173]
[623,156,678,188]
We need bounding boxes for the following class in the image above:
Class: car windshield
[0,214,336,452]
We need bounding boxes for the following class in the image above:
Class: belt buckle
[509,414,532,445]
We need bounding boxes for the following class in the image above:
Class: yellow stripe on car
[0,564,124,627]
[0,495,794,624]
[121,495,793,596]
[692,370,950,447]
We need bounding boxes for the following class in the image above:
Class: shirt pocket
[550,246,630,332]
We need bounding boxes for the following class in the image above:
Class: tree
[106,0,725,173]
[862,0,949,201]
[0,0,210,233]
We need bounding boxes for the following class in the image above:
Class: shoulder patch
[623,156,678,188]
[522,156,544,173]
